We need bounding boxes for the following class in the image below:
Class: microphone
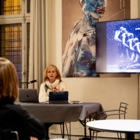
[28,79,38,84]
[20,79,38,84]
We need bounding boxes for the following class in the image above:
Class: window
[0,24,22,83]
[0,0,21,15]
[0,0,30,88]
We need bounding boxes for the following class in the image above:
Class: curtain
[29,0,51,92]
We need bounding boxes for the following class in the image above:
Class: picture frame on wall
[62,0,130,78]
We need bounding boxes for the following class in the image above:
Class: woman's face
[47,67,57,83]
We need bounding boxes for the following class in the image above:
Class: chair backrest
[10,131,19,140]
[96,102,129,120]
[119,102,128,119]
[0,128,19,140]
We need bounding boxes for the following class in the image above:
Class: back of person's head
[0,57,19,104]
[44,64,61,81]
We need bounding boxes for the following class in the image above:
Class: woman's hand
[60,88,64,91]
[30,136,38,140]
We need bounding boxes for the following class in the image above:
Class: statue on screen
[62,0,107,77]
[126,37,140,69]
[114,26,140,69]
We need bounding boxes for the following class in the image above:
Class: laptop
[49,91,68,104]
[19,89,39,103]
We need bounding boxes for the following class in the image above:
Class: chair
[89,102,128,140]
[0,128,19,140]
[48,122,71,140]
[55,122,71,140]
[10,131,19,140]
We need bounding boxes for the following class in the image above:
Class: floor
[50,135,140,140]
[49,126,125,140]
[49,124,138,140]
[49,134,119,140]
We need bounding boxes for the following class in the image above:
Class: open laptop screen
[49,91,68,104]
[19,89,39,103]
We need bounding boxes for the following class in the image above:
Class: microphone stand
[20,82,30,84]
[20,80,37,89]
[20,82,30,89]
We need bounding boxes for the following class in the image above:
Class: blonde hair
[44,65,61,81]
[0,57,19,103]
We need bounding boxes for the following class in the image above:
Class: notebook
[19,89,39,103]
[49,91,68,104]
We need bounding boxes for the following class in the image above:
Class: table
[16,102,83,122]
[16,102,105,139]
[77,102,105,140]
[87,119,140,140]
[79,102,105,120]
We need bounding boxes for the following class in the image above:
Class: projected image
[107,19,140,72]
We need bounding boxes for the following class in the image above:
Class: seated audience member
[0,57,46,140]
[39,64,67,139]
[39,64,66,103]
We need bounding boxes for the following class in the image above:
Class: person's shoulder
[40,82,46,86]
[59,80,66,85]
[1,103,26,114]
[74,19,83,26]
[69,19,85,35]
[7,103,24,110]
[12,103,32,118]
[0,104,30,122]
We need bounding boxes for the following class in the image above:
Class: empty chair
[89,102,128,140]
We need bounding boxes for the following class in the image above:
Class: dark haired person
[0,57,46,140]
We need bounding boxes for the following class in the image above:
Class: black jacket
[0,103,46,140]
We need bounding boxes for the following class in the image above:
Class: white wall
[49,0,139,138]
[131,0,139,19]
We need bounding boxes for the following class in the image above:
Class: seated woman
[0,57,46,140]
[39,64,67,139]
[39,64,66,103]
